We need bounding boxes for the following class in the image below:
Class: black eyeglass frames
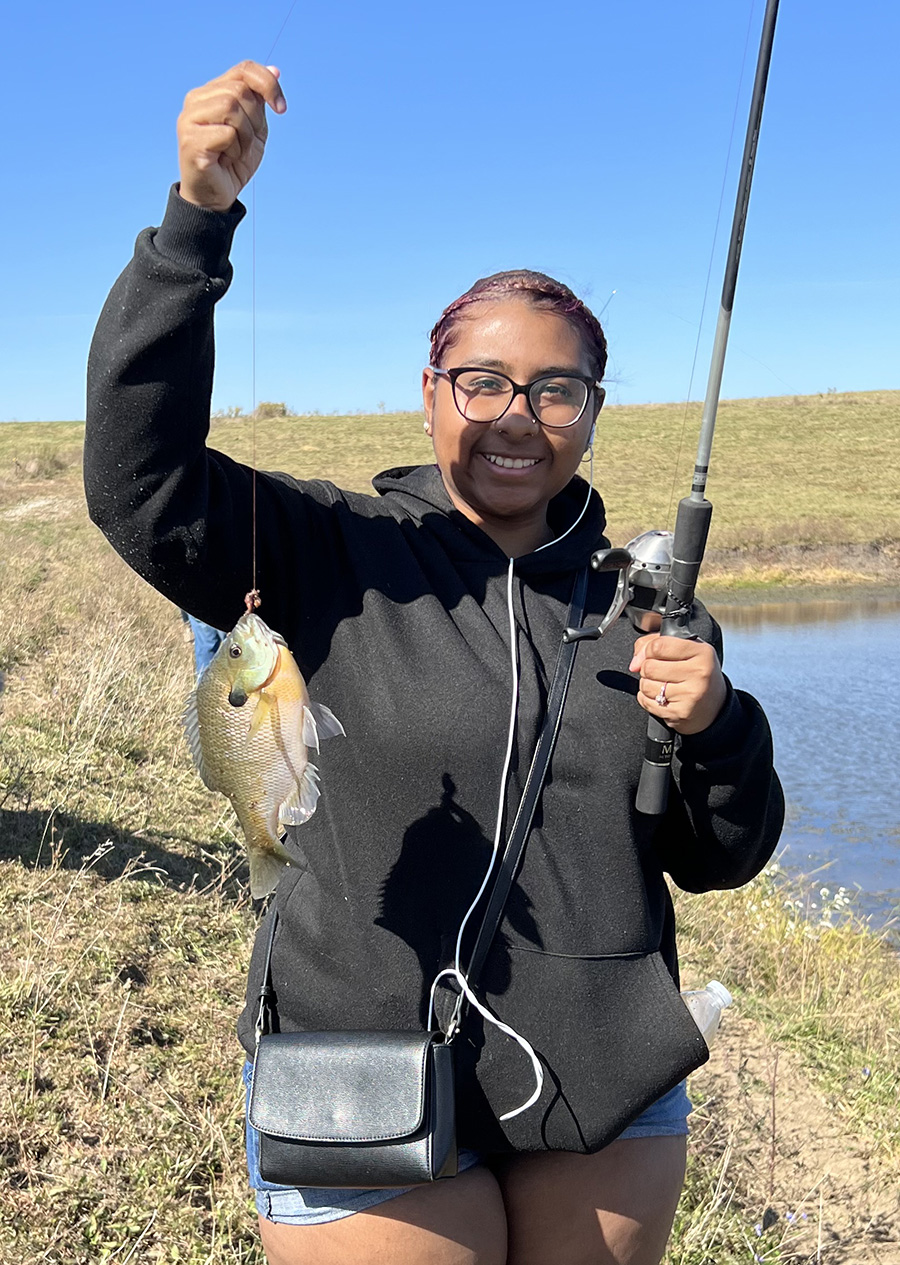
[429,366,601,428]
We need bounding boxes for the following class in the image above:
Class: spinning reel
[564,530,674,642]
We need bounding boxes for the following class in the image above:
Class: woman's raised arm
[84,64,308,637]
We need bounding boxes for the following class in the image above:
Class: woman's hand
[629,634,727,735]
[177,62,287,212]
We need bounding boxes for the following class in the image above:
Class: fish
[183,612,344,899]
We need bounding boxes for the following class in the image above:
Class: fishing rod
[567,0,781,814]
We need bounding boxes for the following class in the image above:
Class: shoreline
[695,540,900,606]
[704,580,900,606]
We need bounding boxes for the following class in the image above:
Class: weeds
[0,846,258,1264]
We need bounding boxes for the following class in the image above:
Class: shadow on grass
[0,804,249,898]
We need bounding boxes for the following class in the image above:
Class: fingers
[630,634,727,735]
[228,61,287,115]
[192,61,286,119]
[186,89,262,152]
[636,676,680,716]
[177,61,287,211]
[629,633,705,674]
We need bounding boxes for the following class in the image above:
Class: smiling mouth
[481,454,541,470]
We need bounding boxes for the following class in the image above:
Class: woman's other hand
[177,62,287,212]
[629,634,727,735]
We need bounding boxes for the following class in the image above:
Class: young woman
[85,62,783,1265]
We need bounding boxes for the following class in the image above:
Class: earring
[423,420,430,433]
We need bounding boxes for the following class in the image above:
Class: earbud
[587,422,596,447]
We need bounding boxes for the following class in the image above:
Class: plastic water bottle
[681,980,733,1043]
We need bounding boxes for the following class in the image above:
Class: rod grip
[635,716,675,814]
[635,497,712,815]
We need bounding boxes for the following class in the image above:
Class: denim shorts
[243,1062,691,1226]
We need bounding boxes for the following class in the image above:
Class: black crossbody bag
[247,569,589,1188]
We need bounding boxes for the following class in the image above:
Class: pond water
[710,597,900,937]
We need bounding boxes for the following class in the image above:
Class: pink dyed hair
[429,270,608,379]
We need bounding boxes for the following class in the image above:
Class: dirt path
[692,1015,899,1263]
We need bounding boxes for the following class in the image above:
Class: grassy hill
[0,392,898,1262]
[3,387,898,597]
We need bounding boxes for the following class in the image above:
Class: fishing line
[629,292,798,393]
[665,0,758,529]
[246,0,303,615]
[248,181,260,613]
[264,0,301,62]
[597,289,617,319]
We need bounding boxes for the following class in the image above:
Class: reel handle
[564,548,635,642]
[590,547,633,573]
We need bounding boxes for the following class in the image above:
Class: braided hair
[429,270,608,380]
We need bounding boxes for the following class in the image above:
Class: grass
[0,854,257,1264]
[206,389,900,555]
[3,386,898,559]
[674,880,900,1265]
[1,392,898,1262]
[682,872,899,1153]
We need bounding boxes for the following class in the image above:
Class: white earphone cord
[427,449,594,1121]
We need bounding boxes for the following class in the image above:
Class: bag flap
[248,1031,437,1143]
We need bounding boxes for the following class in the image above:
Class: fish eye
[229,645,242,658]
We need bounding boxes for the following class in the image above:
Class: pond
[710,596,900,938]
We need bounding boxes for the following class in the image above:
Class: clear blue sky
[4,0,897,420]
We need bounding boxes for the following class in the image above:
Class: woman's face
[422,299,603,554]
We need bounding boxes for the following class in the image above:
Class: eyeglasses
[430,366,600,428]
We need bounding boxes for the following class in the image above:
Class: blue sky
[4,0,897,420]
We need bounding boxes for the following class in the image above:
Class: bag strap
[255,566,590,1043]
[460,565,589,997]
[255,909,281,1042]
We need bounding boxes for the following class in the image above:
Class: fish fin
[248,847,292,900]
[309,702,345,741]
[301,706,320,753]
[273,837,295,864]
[182,689,217,790]
[279,763,320,826]
[248,690,272,739]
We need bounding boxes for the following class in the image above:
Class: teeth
[484,455,539,470]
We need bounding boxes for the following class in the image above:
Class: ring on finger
[654,682,669,706]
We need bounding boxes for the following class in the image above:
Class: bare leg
[495,1136,687,1265]
[258,1164,507,1265]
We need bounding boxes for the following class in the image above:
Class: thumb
[629,634,653,673]
[265,65,287,113]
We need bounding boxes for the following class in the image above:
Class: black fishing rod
[567,0,781,814]
[635,0,781,813]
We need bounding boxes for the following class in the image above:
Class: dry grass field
[1,392,898,1263]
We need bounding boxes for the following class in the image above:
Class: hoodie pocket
[456,949,708,1154]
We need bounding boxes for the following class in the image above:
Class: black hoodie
[85,188,784,1154]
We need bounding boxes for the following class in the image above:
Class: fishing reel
[564,530,673,642]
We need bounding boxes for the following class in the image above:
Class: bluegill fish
[184,613,344,898]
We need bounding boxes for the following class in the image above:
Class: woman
[85,62,783,1265]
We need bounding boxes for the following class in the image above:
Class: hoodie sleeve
[655,680,785,892]
[84,185,326,637]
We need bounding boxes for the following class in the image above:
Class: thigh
[494,1136,687,1265]
[258,1164,508,1265]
